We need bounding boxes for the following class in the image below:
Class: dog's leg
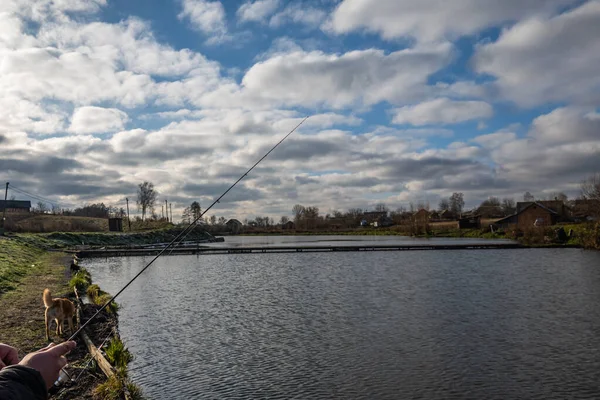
[55,318,61,335]
[45,309,50,341]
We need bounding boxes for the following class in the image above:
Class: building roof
[517,200,566,213]
[495,202,557,225]
[0,200,31,209]
[226,218,242,225]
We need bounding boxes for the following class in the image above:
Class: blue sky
[1,0,599,220]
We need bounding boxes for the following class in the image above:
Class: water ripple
[84,247,600,399]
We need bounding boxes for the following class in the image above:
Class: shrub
[92,374,144,400]
[69,268,92,291]
[105,337,133,370]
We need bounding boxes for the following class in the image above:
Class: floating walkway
[78,243,523,257]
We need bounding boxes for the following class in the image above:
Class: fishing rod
[66,116,309,342]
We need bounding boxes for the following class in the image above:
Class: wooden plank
[77,242,526,257]
[73,288,115,378]
[80,330,115,378]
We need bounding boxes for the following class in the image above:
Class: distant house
[476,205,504,219]
[458,215,481,229]
[225,219,243,234]
[439,209,457,220]
[429,210,440,220]
[496,202,558,229]
[413,209,430,224]
[282,220,295,230]
[0,200,31,214]
[516,200,570,219]
[373,216,393,228]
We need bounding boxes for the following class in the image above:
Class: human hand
[0,343,19,370]
[19,341,76,389]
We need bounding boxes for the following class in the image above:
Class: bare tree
[292,204,305,223]
[581,173,600,200]
[218,216,226,225]
[209,215,217,225]
[438,198,450,211]
[190,201,202,222]
[449,193,464,215]
[304,206,320,230]
[374,203,389,213]
[181,206,191,224]
[280,216,289,225]
[501,198,516,215]
[523,191,535,202]
[36,201,48,213]
[136,181,158,221]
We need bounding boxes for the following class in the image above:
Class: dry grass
[6,214,109,233]
[0,242,70,356]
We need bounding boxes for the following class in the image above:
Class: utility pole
[169,203,173,224]
[165,199,169,222]
[161,205,164,220]
[1,182,8,234]
[125,197,131,231]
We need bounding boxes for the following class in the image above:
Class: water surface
[84,240,600,399]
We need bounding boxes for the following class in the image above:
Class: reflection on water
[84,244,600,399]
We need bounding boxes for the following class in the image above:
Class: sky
[1,0,599,221]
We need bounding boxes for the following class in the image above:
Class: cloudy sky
[1,0,599,221]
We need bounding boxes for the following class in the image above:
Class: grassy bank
[0,237,143,399]
[7,226,214,250]
[0,238,69,351]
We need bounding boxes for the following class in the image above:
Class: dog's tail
[43,288,53,307]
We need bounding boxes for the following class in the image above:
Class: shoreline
[0,236,142,399]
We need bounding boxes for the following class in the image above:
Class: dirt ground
[0,248,117,399]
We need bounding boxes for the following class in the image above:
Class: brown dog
[43,289,76,341]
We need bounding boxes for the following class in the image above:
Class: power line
[9,185,78,208]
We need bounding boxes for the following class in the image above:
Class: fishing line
[66,116,308,342]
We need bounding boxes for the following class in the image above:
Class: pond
[83,238,600,399]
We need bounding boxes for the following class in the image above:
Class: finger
[37,343,56,353]
[46,341,76,357]
[5,347,19,365]
[57,356,68,369]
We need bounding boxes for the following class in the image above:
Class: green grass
[8,227,213,249]
[92,373,144,400]
[69,267,92,291]
[94,337,143,400]
[86,284,119,314]
[0,239,45,294]
[105,337,133,370]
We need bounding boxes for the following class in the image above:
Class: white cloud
[38,18,219,77]
[0,97,66,134]
[474,1,600,107]
[1,0,107,22]
[178,0,228,39]
[69,106,129,134]
[476,107,600,189]
[392,98,493,126]
[237,0,279,23]
[472,131,517,149]
[242,43,453,108]
[328,0,576,41]
[270,3,327,28]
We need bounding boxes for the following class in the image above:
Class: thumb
[45,341,76,357]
